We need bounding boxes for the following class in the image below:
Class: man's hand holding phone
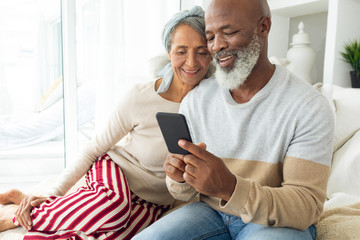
[157,112,236,201]
[177,140,236,202]
[163,142,207,183]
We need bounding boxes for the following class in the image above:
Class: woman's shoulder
[112,78,156,108]
[129,78,157,94]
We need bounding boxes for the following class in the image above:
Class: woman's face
[168,24,212,87]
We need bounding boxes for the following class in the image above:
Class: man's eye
[206,36,214,42]
[176,52,185,55]
[225,31,239,36]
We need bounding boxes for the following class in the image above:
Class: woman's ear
[168,52,172,61]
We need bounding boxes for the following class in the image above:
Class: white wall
[324,0,360,87]
[268,14,290,59]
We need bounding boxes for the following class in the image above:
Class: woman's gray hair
[153,6,215,93]
[162,6,206,53]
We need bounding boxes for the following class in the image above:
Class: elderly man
[133,0,334,239]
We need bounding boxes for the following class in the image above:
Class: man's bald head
[206,0,271,24]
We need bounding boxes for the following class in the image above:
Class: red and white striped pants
[16,154,170,240]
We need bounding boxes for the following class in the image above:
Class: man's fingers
[165,163,183,176]
[198,142,206,150]
[178,140,211,160]
[169,155,186,172]
[184,163,197,177]
[164,154,186,175]
[164,153,187,182]
[183,172,196,185]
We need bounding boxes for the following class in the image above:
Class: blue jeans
[132,202,316,240]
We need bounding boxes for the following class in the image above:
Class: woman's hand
[14,196,47,230]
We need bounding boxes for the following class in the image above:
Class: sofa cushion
[327,129,360,198]
[331,85,360,152]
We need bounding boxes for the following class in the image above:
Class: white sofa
[315,84,360,240]
[1,84,360,240]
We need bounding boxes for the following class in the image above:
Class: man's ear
[259,16,271,36]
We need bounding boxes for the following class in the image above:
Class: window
[0,0,188,192]
[0,0,64,191]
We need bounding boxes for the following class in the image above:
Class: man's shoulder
[180,77,218,113]
[197,76,217,89]
[275,66,325,103]
[186,76,217,99]
[274,67,334,121]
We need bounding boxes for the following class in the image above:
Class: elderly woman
[0,6,213,240]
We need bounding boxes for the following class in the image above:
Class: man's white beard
[214,34,261,90]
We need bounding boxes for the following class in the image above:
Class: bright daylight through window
[0,0,181,192]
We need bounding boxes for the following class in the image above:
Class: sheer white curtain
[93,0,180,128]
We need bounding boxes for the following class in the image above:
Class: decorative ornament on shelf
[286,21,316,85]
[340,39,360,88]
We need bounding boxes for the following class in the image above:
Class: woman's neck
[155,78,194,103]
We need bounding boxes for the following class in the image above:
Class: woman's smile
[182,68,200,75]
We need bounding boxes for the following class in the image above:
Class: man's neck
[230,62,275,104]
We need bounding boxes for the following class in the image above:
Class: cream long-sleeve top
[48,79,180,206]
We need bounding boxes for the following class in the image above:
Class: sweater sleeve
[219,95,335,231]
[47,86,138,196]
[165,176,198,201]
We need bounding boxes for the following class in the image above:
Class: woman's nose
[186,53,196,67]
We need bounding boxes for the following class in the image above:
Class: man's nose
[211,36,228,53]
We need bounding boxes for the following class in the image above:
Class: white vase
[286,21,316,85]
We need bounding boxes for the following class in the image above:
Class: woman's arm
[48,85,139,196]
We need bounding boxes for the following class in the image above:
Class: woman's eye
[198,52,209,56]
[176,51,185,55]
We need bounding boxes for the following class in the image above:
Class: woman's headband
[162,6,205,52]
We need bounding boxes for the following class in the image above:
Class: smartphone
[156,112,193,154]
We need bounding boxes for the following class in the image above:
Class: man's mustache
[213,50,239,62]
